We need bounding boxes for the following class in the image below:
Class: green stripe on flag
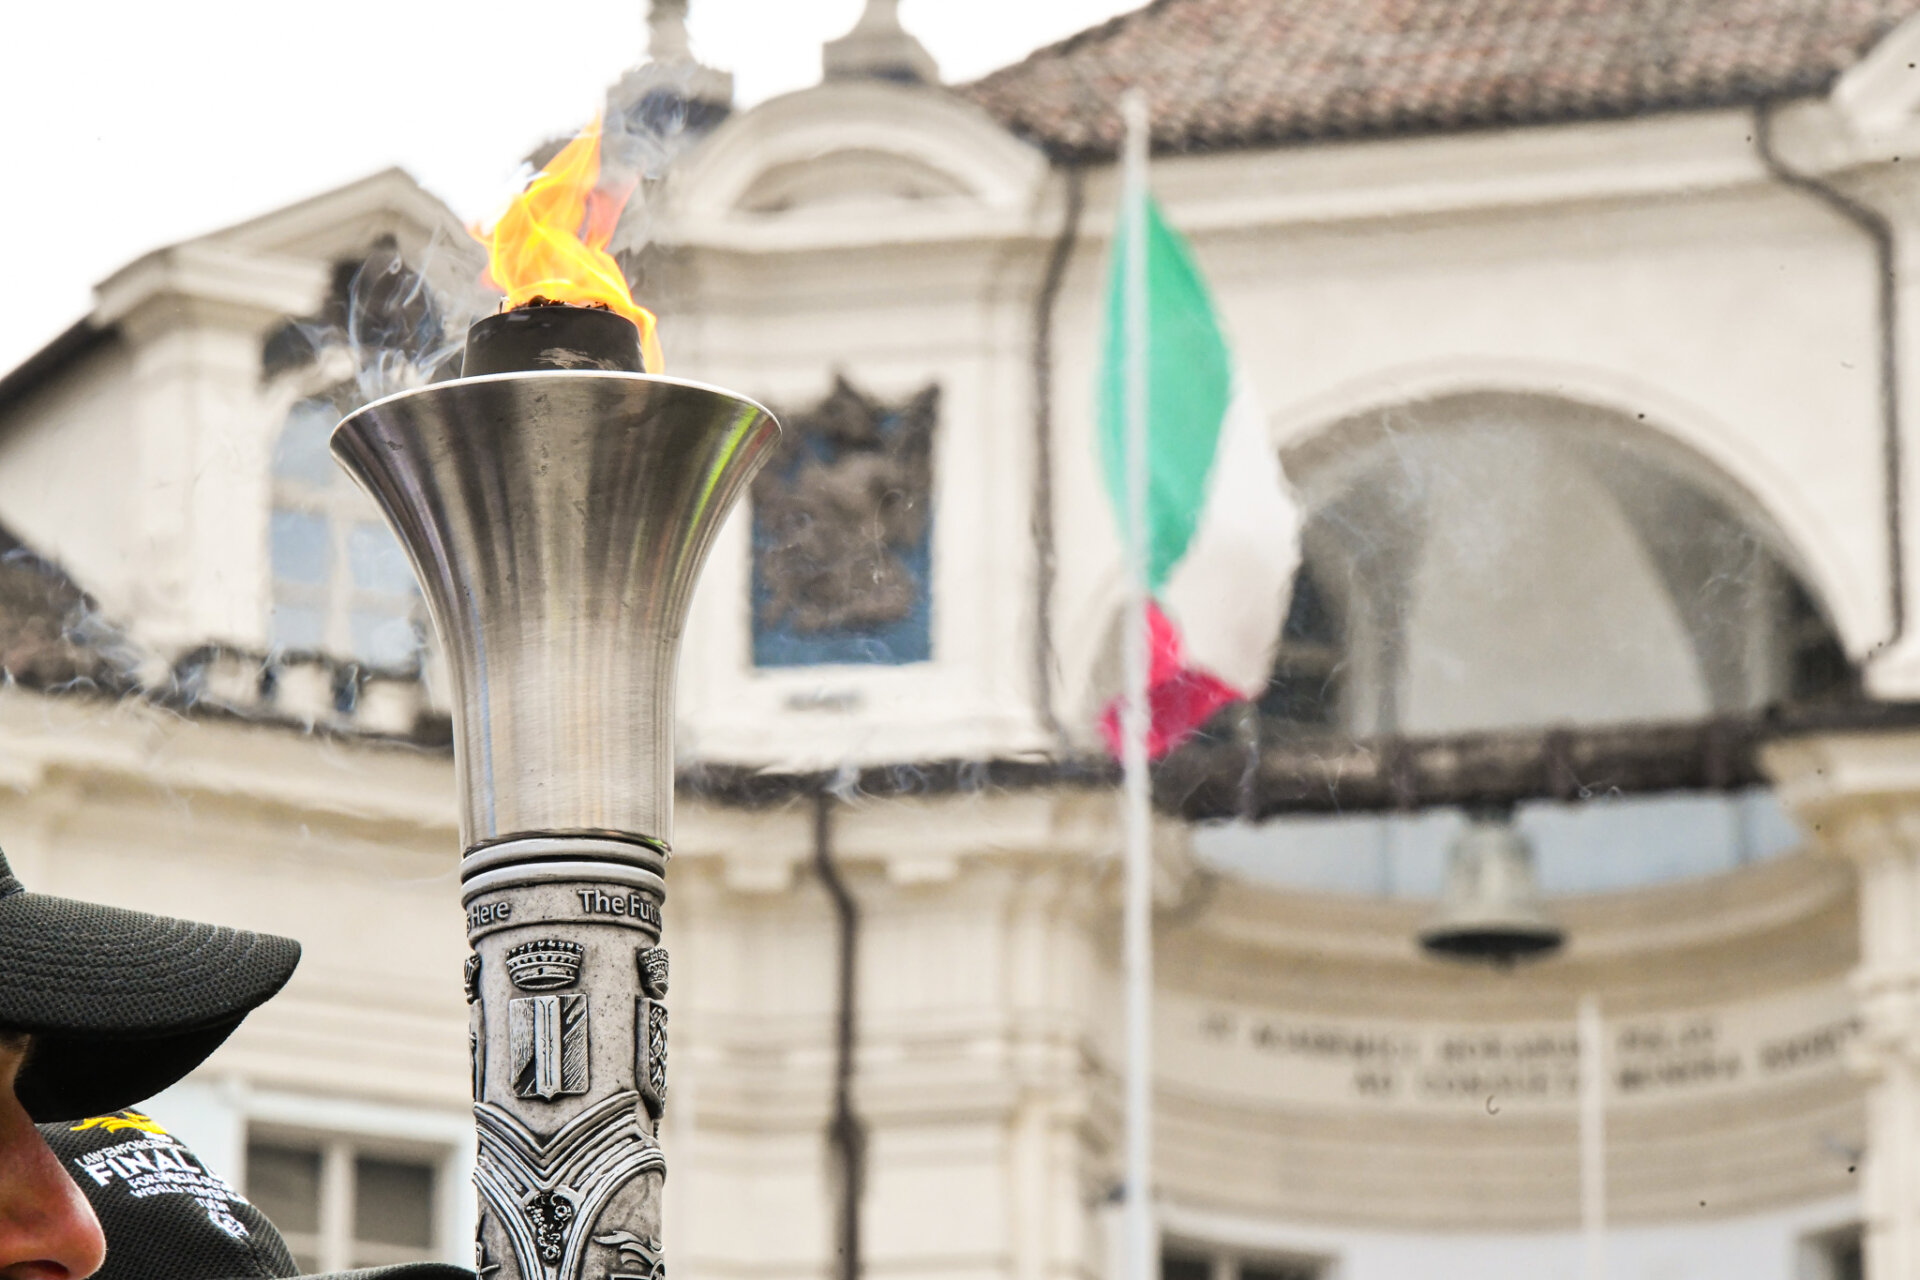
[1098,192,1234,593]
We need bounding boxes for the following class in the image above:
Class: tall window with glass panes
[1163,1245,1324,1280]
[246,1136,441,1271]
[269,394,424,669]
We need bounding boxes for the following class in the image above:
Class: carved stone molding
[1765,730,1920,855]
[751,378,936,666]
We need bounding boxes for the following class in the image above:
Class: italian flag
[1097,192,1301,759]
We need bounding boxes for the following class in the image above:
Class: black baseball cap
[0,849,303,1122]
[42,1109,472,1280]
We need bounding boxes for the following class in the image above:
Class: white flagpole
[1579,995,1608,1280]
[1119,86,1156,1280]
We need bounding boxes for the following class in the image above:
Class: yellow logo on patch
[70,1110,167,1136]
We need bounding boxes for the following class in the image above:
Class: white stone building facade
[5,1,1920,1277]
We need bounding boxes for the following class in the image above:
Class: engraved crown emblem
[639,947,669,999]
[504,939,585,991]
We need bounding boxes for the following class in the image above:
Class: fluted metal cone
[332,371,780,853]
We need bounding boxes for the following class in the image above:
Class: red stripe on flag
[1099,602,1242,760]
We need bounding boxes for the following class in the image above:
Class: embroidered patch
[70,1110,168,1136]
[71,1131,252,1241]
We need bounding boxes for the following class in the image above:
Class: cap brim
[20,1018,251,1123]
[1,887,300,1121]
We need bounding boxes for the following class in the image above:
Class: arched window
[1185,391,1857,901]
[1254,392,1854,740]
[269,394,423,670]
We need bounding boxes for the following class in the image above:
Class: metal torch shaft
[334,362,779,1280]
[462,836,673,1280]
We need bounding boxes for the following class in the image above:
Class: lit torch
[477,117,665,374]
[331,124,780,1280]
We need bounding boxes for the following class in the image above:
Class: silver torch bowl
[332,363,779,1280]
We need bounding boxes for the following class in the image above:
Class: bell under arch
[1156,394,1864,1234]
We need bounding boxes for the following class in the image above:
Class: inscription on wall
[1170,984,1861,1112]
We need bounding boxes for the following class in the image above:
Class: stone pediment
[667,80,1047,242]
[736,147,972,214]
[192,167,483,307]
[72,167,485,360]
[203,166,461,256]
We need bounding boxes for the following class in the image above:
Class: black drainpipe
[814,786,864,1280]
[1031,166,1086,751]
[1755,102,1905,650]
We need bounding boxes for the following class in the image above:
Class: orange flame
[475,118,663,372]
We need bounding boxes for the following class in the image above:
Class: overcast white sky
[0,0,1136,374]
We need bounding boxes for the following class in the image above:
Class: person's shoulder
[40,1108,300,1280]
[43,1107,481,1280]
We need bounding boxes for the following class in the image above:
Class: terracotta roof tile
[960,0,1920,159]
